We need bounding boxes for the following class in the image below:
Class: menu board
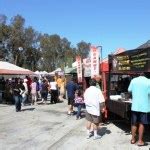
[110,48,150,72]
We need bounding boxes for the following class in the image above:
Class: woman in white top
[50,77,58,104]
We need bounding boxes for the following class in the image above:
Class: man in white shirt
[84,79,105,140]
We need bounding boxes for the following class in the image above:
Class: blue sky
[0,0,150,58]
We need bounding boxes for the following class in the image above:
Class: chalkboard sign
[110,48,150,72]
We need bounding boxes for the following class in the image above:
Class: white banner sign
[76,56,82,83]
[83,58,91,77]
[90,46,99,78]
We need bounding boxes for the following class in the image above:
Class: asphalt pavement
[0,100,150,150]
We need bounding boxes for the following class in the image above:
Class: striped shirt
[74,96,84,104]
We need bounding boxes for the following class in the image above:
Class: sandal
[130,139,136,144]
[137,142,148,146]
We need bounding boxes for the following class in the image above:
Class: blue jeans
[22,95,27,105]
[14,95,22,111]
[76,104,82,118]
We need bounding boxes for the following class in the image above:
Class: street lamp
[96,46,103,89]
[96,46,103,74]
[14,47,23,65]
[18,47,23,51]
[96,46,102,63]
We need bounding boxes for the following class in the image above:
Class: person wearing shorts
[85,111,101,124]
[66,77,78,115]
[68,97,74,106]
[84,79,105,140]
[128,72,150,146]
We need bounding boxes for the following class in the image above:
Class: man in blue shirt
[128,72,150,146]
[66,77,78,115]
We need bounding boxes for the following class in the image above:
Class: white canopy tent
[34,70,40,74]
[0,61,34,75]
[49,68,62,76]
[34,70,49,75]
[64,67,76,74]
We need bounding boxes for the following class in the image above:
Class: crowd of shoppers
[0,75,66,112]
[0,72,150,145]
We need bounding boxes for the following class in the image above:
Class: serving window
[106,47,150,119]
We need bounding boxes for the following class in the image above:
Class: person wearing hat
[84,79,105,140]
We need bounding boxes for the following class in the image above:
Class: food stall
[106,47,150,120]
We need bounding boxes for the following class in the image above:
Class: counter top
[107,98,131,119]
[110,95,132,103]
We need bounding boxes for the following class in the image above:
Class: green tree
[40,34,74,71]
[76,41,91,58]
[24,26,41,70]
[0,14,92,72]
[60,37,72,68]
[40,34,53,71]
[0,14,11,61]
[9,15,25,66]
[0,14,7,24]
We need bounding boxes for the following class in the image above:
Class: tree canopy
[0,14,91,71]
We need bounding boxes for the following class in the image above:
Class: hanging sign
[83,58,91,77]
[110,48,150,72]
[90,46,99,78]
[76,56,82,83]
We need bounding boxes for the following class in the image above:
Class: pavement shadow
[112,121,131,135]
[23,103,32,106]
[21,108,35,111]
[98,127,111,136]
[143,125,150,143]
[0,104,12,107]
[81,110,86,118]
[112,121,150,143]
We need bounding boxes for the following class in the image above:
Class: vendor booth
[106,46,150,120]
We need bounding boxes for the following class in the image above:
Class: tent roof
[137,40,150,49]
[49,68,62,75]
[100,48,126,72]
[34,70,49,75]
[113,48,126,55]
[0,61,34,75]
[64,67,76,74]
[34,70,40,74]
